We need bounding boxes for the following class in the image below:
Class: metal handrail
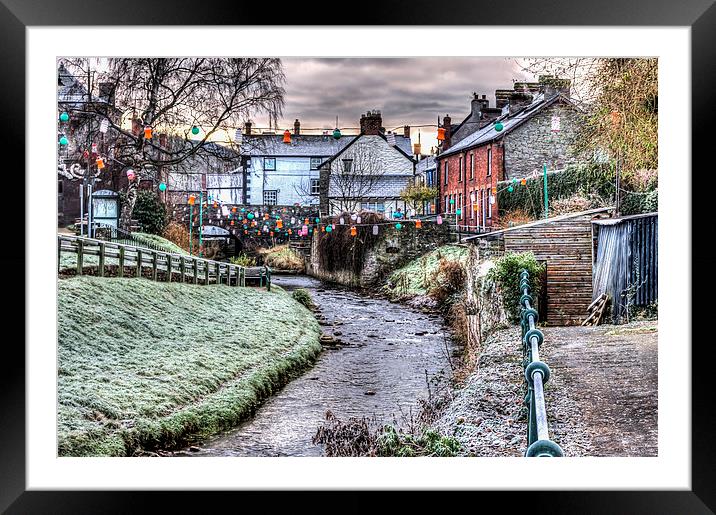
[519,269,564,457]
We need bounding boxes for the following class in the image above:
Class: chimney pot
[359,110,383,135]
[244,121,252,135]
[293,118,300,135]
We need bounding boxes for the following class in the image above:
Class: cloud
[254,57,535,134]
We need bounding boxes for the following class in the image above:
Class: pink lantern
[126,169,136,181]
[437,215,443,225]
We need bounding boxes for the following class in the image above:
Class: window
[361,202,385,213]
[444,162,449,185]
[264,157,276,171]
[263,190,278,205]
[310,157,322,170]
[459,193,463,219]
[470,153,474,180]
[488,189,493,219]
[487,148,492,176]
[342,159,353,173]
[458,157,463,182]
[310,178,320,195]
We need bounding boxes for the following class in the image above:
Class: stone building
[319,111,415,216]
[436,77,582,231]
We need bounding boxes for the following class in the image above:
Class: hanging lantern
[437,215,443,225]
[232,207,237,213]
[305,218,309,225]
[191,126,200,135]
[283,129,291,144]
[214,201,218,208]
[332,224,336,230]
[494,121,504,132]
[395,223,402,230]
[372,225,379,235]
[245,230,249,235]
[99,119,109,134]
[188,194,196,205]
[350,214,357,221]
[350,226,357,237]
[288,229,293,235]
[332,128,341,139]
[456,208,462,216]
[126,169,136,181]
[492,186,497,194]
[270,231,274,237]
[521,178,527,186]
[325,225,332,233]
[159,182,167,192]
[144,126,152,139]
[96,157,105,170]
[231,220,235,226]
[59,112,69,122]
[437,127,446,141]
[415,219,422,229]
[357,216,361,224]
[508,186,514,193]
[339,217,345,225]
[247,213,254,220]
[59,136,69,146]
[277,219,284,229]
[449,198,455,205]
[315,217,320,223]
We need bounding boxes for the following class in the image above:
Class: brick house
[436,78,581,230]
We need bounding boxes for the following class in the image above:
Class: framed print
[2,0,713,512]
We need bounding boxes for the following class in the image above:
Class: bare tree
[59,58,285,229]
[326,137,386,213]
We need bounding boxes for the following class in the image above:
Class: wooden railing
[58,234,271,290]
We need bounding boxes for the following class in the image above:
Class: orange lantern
[277,219,283,229]
[304,218,309,225]
[188,194,196,206]
[321,226,325,232]
[96,158,105,170]
[270,231,274,237]
[244,230,248,234]
[492,186,497,194]
[350,226,357,236]
[415,219,422,229]
[288,229,292,235]
[213,201,218,208]
[437,127,446,141]
[144,126,152,139]
[232,206,237,213]
[283,129,291,144]
[231,220,235,226]
[520,178,527,186]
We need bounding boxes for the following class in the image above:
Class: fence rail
[519,269,563,457]
[58,234,271,291]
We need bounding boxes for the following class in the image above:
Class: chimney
[359,110,383,135]
[243,121,252,135]
[471,92,490,119]
[293,119,300,135]
[442,114,452,150]
[404,125,410,139]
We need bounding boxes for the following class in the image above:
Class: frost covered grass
[382,245,468,300]
[58,276,321,456]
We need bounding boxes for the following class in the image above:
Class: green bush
[487,252,545,323]
[131,190,167,235]
[621,188,658,215]
[292,288,315,310]
[376,426,461,457]
[229,253,257,267]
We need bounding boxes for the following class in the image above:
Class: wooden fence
[58,235,271,289]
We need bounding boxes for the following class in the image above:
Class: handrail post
[204,260,210,285]
[136,248,142,278]
[193,259,198,284]
[98,242,105,277]
[76,239,84,276]
[166,254,172,282]
[118,246,125,277]
[180,256,186,283]
[152,251,158,281]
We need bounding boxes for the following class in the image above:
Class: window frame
[470,153,474,180]
[263,157,276,171]
[263,189,278,205]
[310,157,322,170]
[487,148,492,177]
[444,162,449,185]
[310,178,320,196]
[458,156,463,182]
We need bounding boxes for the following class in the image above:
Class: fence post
[136,249,142,278]
[98,242,105,277]
[118,246,125,277]
[180,257,186,283]
[193,259,198,284]
[204,260,209,285]
[167,254,173,283]
[266,266,271,291]
[152,251,158,281]
[77,240,84,276]
[216,262,221,285]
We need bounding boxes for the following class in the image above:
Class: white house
[240,120,353,208]
[320,111,415,216]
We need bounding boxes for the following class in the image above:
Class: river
[180,274,456,456]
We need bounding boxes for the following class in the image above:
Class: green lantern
[512,178,517,183]
[456,208,462,216]
[326,225,333,233]
[395,222,402,230]
[191,126,200,135]
[449,198,455,205]
[508,186,514,192]
[315,217,320,223]
[59,136,68,146]
[495,122,504,132]
[333,128,341,139]
[59,112,69,122]
[247,213,254,220]
[158,182,167,192]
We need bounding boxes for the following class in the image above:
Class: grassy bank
[382,244,468,300]
[257,244,305,272]
[58,276,321,456]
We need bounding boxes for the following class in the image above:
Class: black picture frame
[2,1,711,512]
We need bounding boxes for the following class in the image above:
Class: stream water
[181,274,456,457]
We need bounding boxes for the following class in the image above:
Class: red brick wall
[438,142,503,228]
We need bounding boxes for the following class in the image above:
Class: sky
[258,57,536,151]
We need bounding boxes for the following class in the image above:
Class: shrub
[292,288,315,310]
[229,253,257,267]
[131,190,167,235]
[260,245,304,272]
[163,222,197,253]
[487,252,545,322]
[427,258,467,304]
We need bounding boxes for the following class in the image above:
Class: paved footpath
[542,321,658,457]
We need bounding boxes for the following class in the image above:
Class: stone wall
[502,101,582,179]
[307,221,452,288]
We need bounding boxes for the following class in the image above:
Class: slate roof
[240,133,413,159]
[416,155,437,173]
[440,93,572,158]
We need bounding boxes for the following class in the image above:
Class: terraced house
[437,77,582,231]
